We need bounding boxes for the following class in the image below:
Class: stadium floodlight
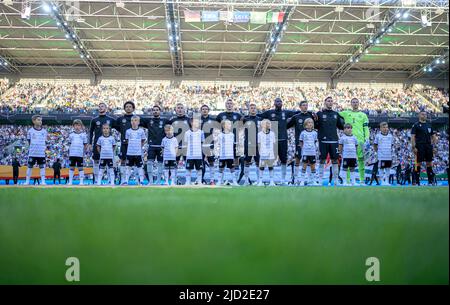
[395,12,401,18]
[381,27,385,32]
[402,12,409,19]
[64,22,67,26]
[365,49,369,54]
[56,21,61,26]
[65,34,70,39]
[73,45,77,49]
[423,67,427,71]
[42,3,51,13]
[369,39,373,44]
[442,59,446,64]
[355,58,359,63]
[387,28,393,32]
[435,59,440,64]
[428,67,433,72]
[80,54,84,59]
[349,58,354,63]
[375,39,380,44]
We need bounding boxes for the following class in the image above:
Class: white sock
[97,168,104,185]
[40,167,46,183]
[26,167,31,184]
[351,170,357,184]
[244,166,250,180]
[294,166,300,181]
[69,169,74,184]
[79,170,84,184]
[219,170,224,183]
[120,165,126,183]
[259,169,264,183]
[332,163,339,183]
[109,167,115,185]
[300,170,306,183]
[318,163,324,180]
[281,164,287,182]
[164,169,170,184]
[256,166,260,181]
[93,162,99,182]
[269,169,274,182]
[172,169,177,184]
[147,161,154,184]
[137,167,143,183]
[195,171,202,184]
[157,162,163,183]
[186,170,192,184]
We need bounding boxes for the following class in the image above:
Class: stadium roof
[0,0,448,79]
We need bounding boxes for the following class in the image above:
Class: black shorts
[100,159,114,168]
[28,157,46,167]
[277,140,288,164]
[92,147,100,161]
[302,155,316,164]
[119,144,128,161]
[186,159,203,171]
[342,158,357,169]
[319,142,339,160]
[148,147,163,162]
[164,160,177,169]
[244,154,260,164]
[203,155,215,164]
[219,159,234,169]
[126,155,143,167]
[379,160,392,169]
[416,144,433,163]
[69,156,84,167]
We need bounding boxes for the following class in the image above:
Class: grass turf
[0,186,448,284]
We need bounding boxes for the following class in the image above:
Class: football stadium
[0,0,448,287]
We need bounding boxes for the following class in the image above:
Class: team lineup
[23,96,438,187]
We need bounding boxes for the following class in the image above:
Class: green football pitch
[0,186,448,284]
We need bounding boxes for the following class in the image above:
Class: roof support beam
[164,0,183,76]
[254,6,294,77]
[409,49,449,78]
[331,7,410,80]
[45,1,102,76]
[0,51,21,74]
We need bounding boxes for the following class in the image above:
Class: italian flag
[266,11,285,23]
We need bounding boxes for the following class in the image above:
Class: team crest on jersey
[428,128,431,133]
[122,119,126,124]
[96,121,100,126]
[298,119,303,124]
[282,113,285,120]
[271,113,276,118]
[106,120,110,125]
[323,115,327,119]
[233,115,237,120]
[334,115,337,119]
[222,115,226,120]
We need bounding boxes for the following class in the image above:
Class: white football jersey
[218,132,235,160]
[68,131,87,157]
[27,127,47,158]
[185,129,204,160]
[339,134,358,159]
[97,135,116,160]
[299,130,318,157]
[125,128,146,156]
[258,130,276,160]
[161,136,178,161]
[374,132,393,161]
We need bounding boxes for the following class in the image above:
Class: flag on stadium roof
[202,11,219,22]
[250,11,267,24]
[233,11,250,23]
[184,10,201,23]
[266,11,285,23]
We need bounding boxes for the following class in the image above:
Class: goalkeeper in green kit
[339,98,370,184]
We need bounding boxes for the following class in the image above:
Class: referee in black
[411,110,438,186]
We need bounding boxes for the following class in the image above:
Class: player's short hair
[380,122,388,128]
[274,97,282,103]
[351,97,359,103]
[131,115,140,121]
[31,115,42,122]
[324,96,333,102]
[344,123,353,129]
[176,102,184,108]
[98,102,107,107]
[102,123,111,129]
[124,101,135,109]
[303,118,314,128]
[73,119,83,126]
[164,124,173,131]
[299,100,308,106]
[249,102,256,108]
[152,105,161,111]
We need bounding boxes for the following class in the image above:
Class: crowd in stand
[0,82,448,115]
[1,123,448,175]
